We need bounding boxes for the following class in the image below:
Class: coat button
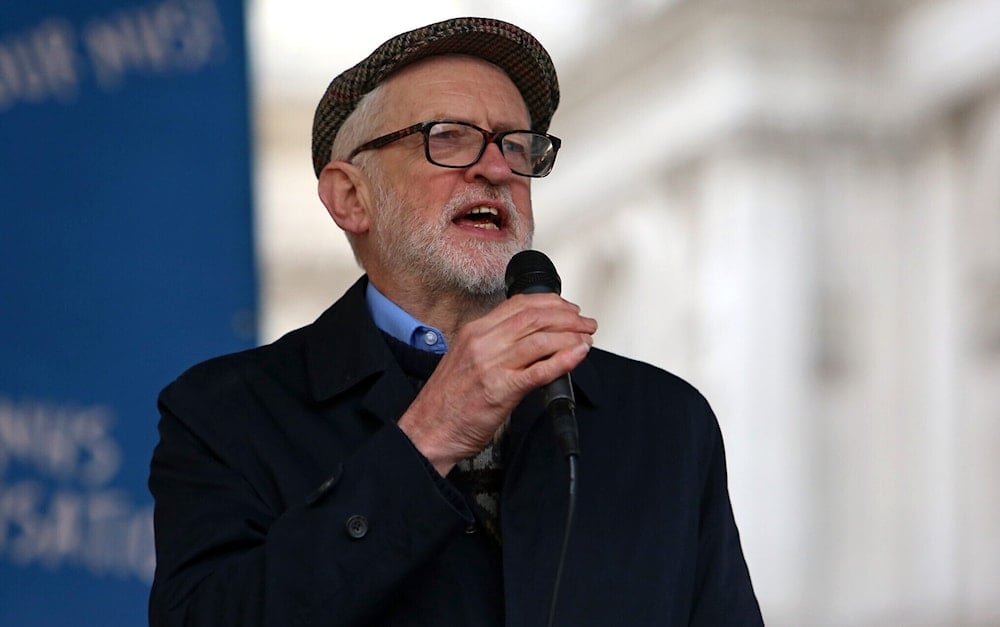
[345,514,369,539]
[464,524,477,535]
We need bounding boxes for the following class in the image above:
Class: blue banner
[0,1,256,624]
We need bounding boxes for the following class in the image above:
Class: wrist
[398,410,458,476]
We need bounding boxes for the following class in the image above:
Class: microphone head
[505,249,562,297]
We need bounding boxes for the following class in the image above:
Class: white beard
[368,176,533,302]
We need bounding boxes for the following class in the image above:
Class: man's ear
[318,161,373,235]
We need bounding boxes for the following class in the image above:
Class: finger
[513,336,592,391]
[498,300,597,338]
[452,300,594,361]
[500,328,593,370]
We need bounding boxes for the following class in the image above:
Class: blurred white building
[251,0,1000,624]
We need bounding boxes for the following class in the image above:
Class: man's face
[361,55,535,299]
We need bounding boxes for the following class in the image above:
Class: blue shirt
[366,282,448,354]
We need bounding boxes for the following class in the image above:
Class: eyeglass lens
[426,122,556,176]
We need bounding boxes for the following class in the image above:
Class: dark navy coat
[149,277,762,626]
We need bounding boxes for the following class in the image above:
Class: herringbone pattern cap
[311,17,560,177]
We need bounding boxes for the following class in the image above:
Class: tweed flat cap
[311,17,560,177]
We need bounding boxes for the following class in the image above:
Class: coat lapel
[303,276,415,425]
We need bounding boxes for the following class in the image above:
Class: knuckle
[511,308,543,330]
[524,332,551,355]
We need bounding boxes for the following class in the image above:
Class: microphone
[504,250,581,458]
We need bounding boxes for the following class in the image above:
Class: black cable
[546,452,578,627]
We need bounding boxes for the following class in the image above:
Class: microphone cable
[546,451,578,627]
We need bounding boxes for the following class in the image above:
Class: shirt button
[345,514,369,539]
[423,330,438,346]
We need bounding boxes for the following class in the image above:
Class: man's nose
[465,141,514,184]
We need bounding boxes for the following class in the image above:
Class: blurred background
[2,0,998,624]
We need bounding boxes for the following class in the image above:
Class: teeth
[468,207,499,216]
[465,206,501,230]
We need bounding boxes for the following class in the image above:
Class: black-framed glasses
[348,120,562,178]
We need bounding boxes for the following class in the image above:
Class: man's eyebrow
[427,116,531,132]
[493,122,530,132]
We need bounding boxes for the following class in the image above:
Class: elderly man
[149,17,762,626]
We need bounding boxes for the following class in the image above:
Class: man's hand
[397,293,597,475]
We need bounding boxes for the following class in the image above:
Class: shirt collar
[366,281,448,354]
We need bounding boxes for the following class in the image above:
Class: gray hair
[327,84,388,268]
[331,83,386,164]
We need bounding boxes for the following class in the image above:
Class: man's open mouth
[456,206,503,230]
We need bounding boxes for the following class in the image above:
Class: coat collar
[304,275,392,404]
